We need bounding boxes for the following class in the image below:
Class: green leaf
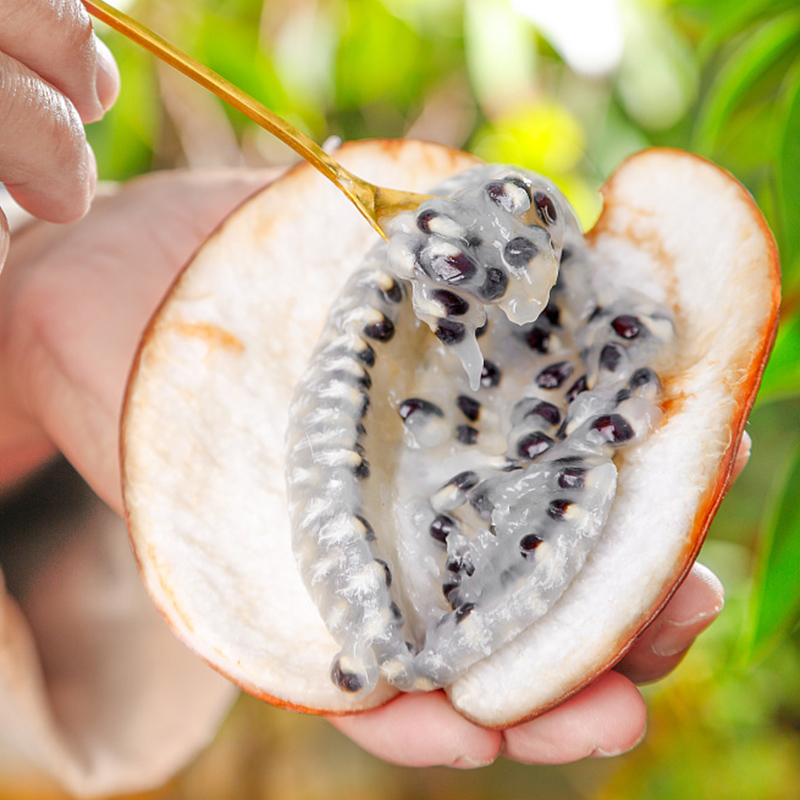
[693,0,800,61]
[776,63,800,289]
[692,10,800,155]
[740,434,800,666]
[757,312,800,405]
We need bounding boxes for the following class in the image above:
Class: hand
[0,0,119,257]
[0,168,738,769]
[0,169,275,498]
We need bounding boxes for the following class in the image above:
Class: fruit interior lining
[285,164,675,696]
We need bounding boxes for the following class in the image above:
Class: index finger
[0,0,118,122]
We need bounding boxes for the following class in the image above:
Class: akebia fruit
[122,140,779,727]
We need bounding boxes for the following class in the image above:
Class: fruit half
[121,140,779,727]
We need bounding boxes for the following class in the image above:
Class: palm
[0,170,271,506]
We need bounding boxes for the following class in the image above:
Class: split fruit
[122,140,779,728]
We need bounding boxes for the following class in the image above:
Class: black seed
[356,343,376,368]
[588,306,603,322]
[615,388,633,404]
[547,499,572,520]
[475,320,488,338]
[486,178,531,212]
[416,208,438,233]
[600,343,624,371]
[566,375,588,403]
[456,424,478,445]
[390,601,403,621]
[456,394,481,422]
[331,659,364,693]
[330,368,371,391]
[520,533,544,555]
[353,457,370,480]
[356,422,366,437]
[450,470,480,492]
[536,361,574,389]
[534,191,558,225]
[455,603,476,623]
[436,319,466,345]
[517,431,554,459]
[355,514,376,541]
[612,314,642,339]
[442,578,461,605]
[528,400,562,426]
[557,467,586,489]
[630,367,660,391]
[447,552,476,577]
[544,301,561,326]
[375,559,392,587]
[430,514,457,544]
[382,279,403,303]
[480,360,502,388]
[591,413,635,444]
[525,322,550,353]
[479,266,509,301]
[433,288,470,316]
[504,236,539,268]
[470,483,494,519]
[358,392,370,419]
[363,314,395,342]
[485,181,506,205]
[429,248,477,284]
[399,397,444,421]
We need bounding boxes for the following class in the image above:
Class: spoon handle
[83,0,426,239]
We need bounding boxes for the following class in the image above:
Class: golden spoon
[83,0,432,241]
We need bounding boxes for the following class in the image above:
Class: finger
[0,51,97,222]
[501,670,646,763]
[0,207,8,268]
[93,34,121,113]
[0,0,117,122]
[614,562,724,684]
[328,691,502,768]
[731,430,751,484]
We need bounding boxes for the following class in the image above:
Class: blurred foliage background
[35,0,800,797]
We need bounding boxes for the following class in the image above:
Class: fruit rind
[121,142,780,726]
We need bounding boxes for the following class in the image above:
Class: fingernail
[94,35,121,112]
[591,725,647,758]
[651,610,719,658]
[450,755,496,769]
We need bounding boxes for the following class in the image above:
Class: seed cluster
[386,166,571,390]
[286,164,674,695]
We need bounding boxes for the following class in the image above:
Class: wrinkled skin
[0,166,741,767]
[0,0,119,227]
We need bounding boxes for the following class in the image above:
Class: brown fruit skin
[120,142,781,726]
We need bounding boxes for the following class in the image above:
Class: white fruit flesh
[122,142,779,725]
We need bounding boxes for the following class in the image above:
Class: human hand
[0,0,119,256]
[0,168,738,769]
